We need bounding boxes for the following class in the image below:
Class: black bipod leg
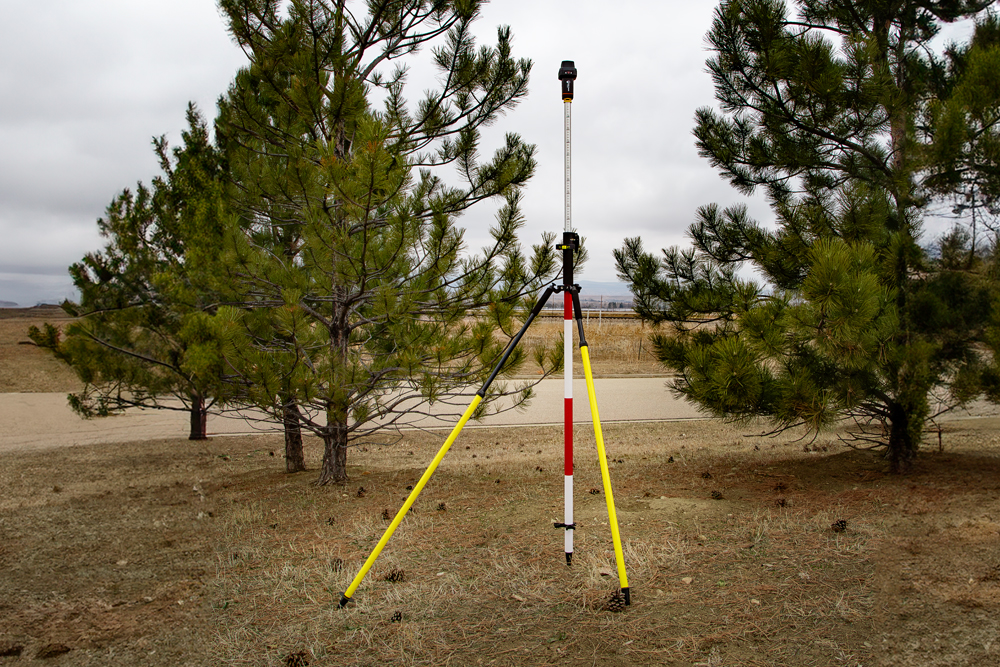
[481,286,557,389]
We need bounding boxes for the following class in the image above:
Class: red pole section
[564,289,574,564]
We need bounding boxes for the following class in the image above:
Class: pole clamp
[553,522,576,530]
[556,231,579,251]
[554,283,580,294]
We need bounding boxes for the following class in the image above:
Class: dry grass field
[0,307,81,393]
[520,316,667,377]
[2,310,1000,666]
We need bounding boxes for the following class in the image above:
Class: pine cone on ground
[701,471,712,479]
[711,490,724,500]
[390,610,403,623]
[831,519,848,533]
[357,486,367,498]
[605,589,627,612]
[284,651,309,667]
[437,502,447,512]
[381,508,391,520]
[384,568,405,583]
[775,497,787,508]
[589,488,600,495]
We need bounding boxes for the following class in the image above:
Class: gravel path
[0,378,705,453]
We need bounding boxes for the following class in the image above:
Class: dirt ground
[1,419,1000,666]
[2,309,1000,666]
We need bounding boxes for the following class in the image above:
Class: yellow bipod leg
[339,395,483,607]
[580,345,630,603]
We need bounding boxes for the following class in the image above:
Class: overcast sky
[0,1,972,306]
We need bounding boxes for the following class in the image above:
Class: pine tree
[616,0,996,472]
[925,13,1000,260]
[214,0,559,485]
[30,106,232,440]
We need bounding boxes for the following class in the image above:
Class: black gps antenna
[558,60,577,100]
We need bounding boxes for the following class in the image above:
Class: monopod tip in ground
[338,594,350,608]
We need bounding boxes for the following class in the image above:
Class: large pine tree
[616,0,998,472]
[214,0,559,485]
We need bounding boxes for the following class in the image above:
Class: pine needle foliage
[616,0,1000,473]
[214,0,560,484]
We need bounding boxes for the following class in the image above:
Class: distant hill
[575,280,632,298]
[0,301,18,308]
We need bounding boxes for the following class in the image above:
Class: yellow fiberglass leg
[339,395,483,607]
[580,344,630,604]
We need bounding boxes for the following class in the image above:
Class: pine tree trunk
[283,398,305,473]
[886,402,916,474]
[317,423,348,485]
[188,395,208,440]
[316,290,350,485]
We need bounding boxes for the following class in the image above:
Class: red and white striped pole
[558,60,578,565]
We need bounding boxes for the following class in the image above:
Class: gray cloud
[0,0,770,305]
[453,1,773,288]
[0,0,246,305]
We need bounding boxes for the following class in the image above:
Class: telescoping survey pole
[556,59,630,602]
[557,60,578,566]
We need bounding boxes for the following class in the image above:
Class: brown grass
[0,309,81,393]
[519,317,667,377]
[3,417,1000,665]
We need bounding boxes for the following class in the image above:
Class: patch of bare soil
[2,419,999,665]
[0,310,81,393]
[871,443,1000,666]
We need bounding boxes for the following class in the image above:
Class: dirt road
[0,377,705,452]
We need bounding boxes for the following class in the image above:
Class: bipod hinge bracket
[554,283,580,295]
[553,522,576,530]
